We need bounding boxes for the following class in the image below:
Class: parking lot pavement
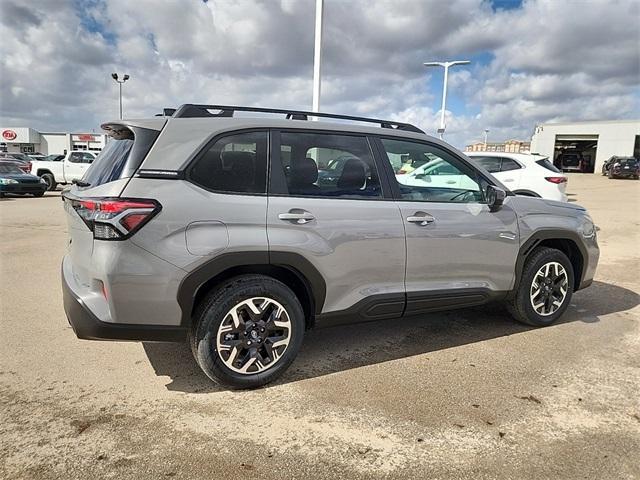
[1,175,639,480]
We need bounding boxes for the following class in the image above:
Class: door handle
[278,210,315,224]
[406,212,435,226]
[445,180,456,184]
[503,178,514,182]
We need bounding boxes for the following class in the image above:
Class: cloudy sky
[1,0,639,148]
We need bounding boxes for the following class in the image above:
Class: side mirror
[486,185,506,212]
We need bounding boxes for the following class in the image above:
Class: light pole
[111,73,130,120]
[484,128,489,149]
[312,0,324,116]
[423,60,470,139]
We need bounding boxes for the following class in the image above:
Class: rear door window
[500,158,521,172]
[472,156,501,173]
[275,132,382,199]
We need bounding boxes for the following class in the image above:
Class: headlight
[580,216,596,239]
[0,178,19,185]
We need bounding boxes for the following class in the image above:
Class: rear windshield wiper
[72,179,91,187]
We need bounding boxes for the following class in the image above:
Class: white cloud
[0,0,638,149]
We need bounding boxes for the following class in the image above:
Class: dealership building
[530,120,640,173]
[1,127,107,155]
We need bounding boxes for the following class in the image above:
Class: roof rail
[155,108,176,117]
[171,104,425,134]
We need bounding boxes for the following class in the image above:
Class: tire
[41,173,57,191]
[190,274,305,389]
[507,247,574,327]
[33,191,45,197]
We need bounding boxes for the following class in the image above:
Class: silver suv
[62,105,599,389]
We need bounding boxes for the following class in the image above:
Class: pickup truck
[31,151,97,190]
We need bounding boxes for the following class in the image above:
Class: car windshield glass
[0,165,23,174]
[535,158,561,173]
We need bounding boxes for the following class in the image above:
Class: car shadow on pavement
[143,280,639,393]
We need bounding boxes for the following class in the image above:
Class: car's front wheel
[190,275,305,389]
[507,247,574,327]
[41,173,57,191]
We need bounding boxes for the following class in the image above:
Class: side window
[380,138,484,203]
[68,152,83,163]
[189,131,268,194]
[473,156,502,173]
[82,153,95,164]
[500,158,521,172]
[277,132,382,199]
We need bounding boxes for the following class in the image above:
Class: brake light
[545,176,567,184]
[398,169,408,174]
[63,195,161,240]
[19,161,32,174]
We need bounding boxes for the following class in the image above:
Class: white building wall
[40,133,69,155]
[531,120,640,172]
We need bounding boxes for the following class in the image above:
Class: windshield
[0,165,23,174]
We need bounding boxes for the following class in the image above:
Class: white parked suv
[466,152,568,202]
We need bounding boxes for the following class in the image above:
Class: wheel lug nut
[247,340,252,345]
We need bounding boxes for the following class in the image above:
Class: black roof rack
[171,104,425,134]
[155,108,176,117]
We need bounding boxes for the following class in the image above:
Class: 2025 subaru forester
[62,105,599,389]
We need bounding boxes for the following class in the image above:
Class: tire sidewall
[193,277,305,389]
[41,174,55,190]
[518,249,574,326]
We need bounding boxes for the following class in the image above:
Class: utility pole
[484,128,489,149]
[423,60,470,139]
[312,0,324,115]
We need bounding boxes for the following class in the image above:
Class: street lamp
[111,73,130,120]
[423,60,470,139]
[484,128,490,149]
[312,0,324,116]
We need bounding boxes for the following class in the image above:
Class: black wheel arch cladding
[177,251,326,327]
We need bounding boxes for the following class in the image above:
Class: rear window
[0,165,22,174]
[472,156,501,173]
[535,158,561,173]
[619,158,638,166]
[82,126,159,187]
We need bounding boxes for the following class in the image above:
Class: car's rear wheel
[190,274,305,389]
[33,191,45,197]
[507,247,574,327]
[41,173,57,191]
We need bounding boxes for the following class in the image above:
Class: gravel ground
[1,174,639,479]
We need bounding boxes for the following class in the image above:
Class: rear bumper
[62,262,187,342]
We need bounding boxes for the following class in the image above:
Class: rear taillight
[63,195,161,240]
[545,176,568,184]
[20,161,32,174]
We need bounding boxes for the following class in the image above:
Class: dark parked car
[0,152,32,174]
[557,152,583,172]
[602,156,636,176]
[606,157,639,179]
[0,161,47,197]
